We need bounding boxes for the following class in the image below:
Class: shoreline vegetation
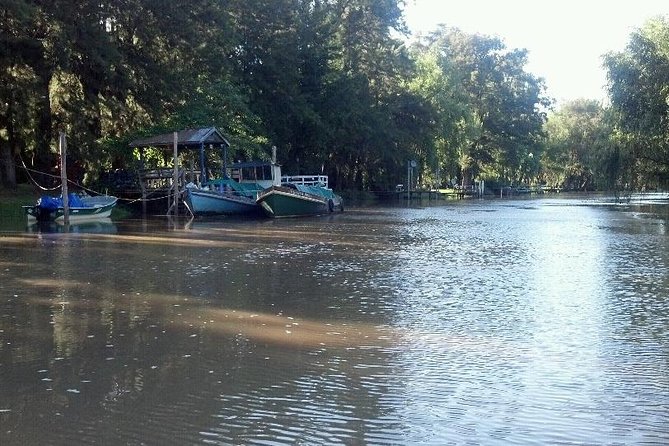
[1,3,667,197]
[0,184,41,221]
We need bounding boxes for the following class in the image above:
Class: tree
[0,1,56,187]
[412,27,549,187]
[604,15,669,188]
[406,47,464,187]
[227,0,414,189]
[2,0,555,194]
[543,99,616,191]
[0,0,266,187]
[300,0,417,190]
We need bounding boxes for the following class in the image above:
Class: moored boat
[23,193,118,222]
[186,160,281,216]
[256,175,344,218]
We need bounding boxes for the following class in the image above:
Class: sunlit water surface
[1,197,668,445]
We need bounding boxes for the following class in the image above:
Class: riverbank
[0,184,40,220]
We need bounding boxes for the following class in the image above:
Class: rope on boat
[18,155,62,191]
[16,156,176,204]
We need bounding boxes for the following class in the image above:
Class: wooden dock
[395,188,479,200]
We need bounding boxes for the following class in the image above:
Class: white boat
[24,193,118,222]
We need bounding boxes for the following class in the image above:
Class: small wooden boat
[23,193,118,222]
[256,175,344,218]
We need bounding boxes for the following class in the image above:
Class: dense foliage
[542,15,669,193]
[0,2,667,193]
[603,16,669,190]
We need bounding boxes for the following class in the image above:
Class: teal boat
[186,161,281,216]
[256,175,344,218]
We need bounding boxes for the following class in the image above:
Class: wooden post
[223,144,228,179]
[199,142,206,184]
[138,150,147,215]
[59,132,69,225]
[172,131,179,215]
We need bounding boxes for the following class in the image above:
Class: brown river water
[1,196,668,445]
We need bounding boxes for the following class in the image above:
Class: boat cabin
[231,161,281,189]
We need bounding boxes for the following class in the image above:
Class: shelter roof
[230,161,277,168]
[129,127,230,149]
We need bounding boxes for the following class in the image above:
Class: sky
[402,0,668,105]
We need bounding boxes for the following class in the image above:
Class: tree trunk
[34,62,55,186]
[0,89,17,188]
[0,141,17,189]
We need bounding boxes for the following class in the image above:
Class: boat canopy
[38,193,90,210]
[293,184,337,199]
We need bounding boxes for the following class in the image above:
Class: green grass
[0,184,41,220]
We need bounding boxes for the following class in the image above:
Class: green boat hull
[256,186,342,218]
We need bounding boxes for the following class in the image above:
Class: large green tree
[3,1,592,195]
[412,27,549,187]
[408,44,476,188]
[542,99,622,191]
[604,15,669,188]
[1,0,264,187]
[0,1,54,187]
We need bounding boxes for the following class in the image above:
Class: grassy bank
[0,184,41,220]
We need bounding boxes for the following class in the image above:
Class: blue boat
[186,160,281,216]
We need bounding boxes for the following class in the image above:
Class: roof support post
[199,142,206,184]
[171,131,179,215]
[222,144,228,179]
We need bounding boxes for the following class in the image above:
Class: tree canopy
[0,2,666,194]
[604,15,669,188]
